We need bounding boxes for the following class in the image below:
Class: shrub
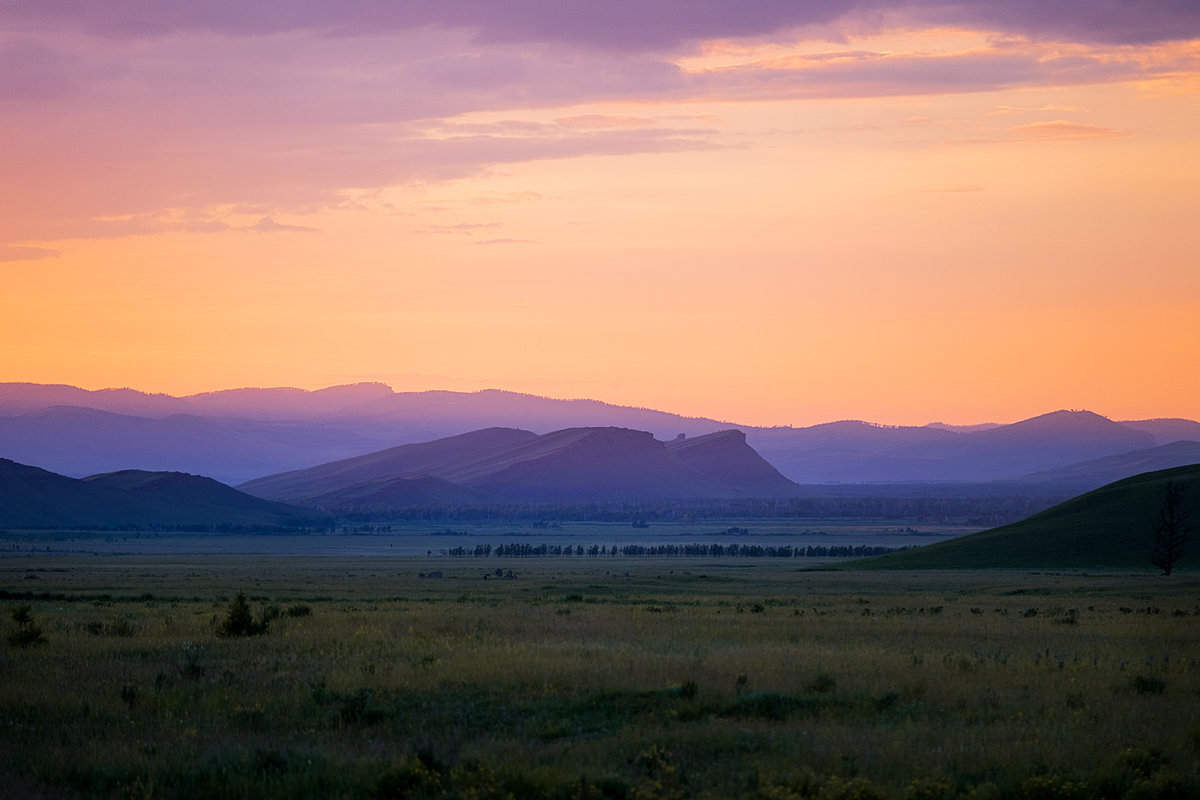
[1130,675,1167,696]
[285,604,312,618]
[818,775,886,800]
[807,671,838,694]
[216,591,269,638]
[1014,774,1086,800]
[8,604,46,647]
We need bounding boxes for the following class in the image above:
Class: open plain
[2,547,1198,799]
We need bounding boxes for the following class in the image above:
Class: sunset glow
[3,2,1199,426]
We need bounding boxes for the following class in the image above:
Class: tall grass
[2,557,1198,798]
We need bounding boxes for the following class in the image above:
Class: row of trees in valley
[437,542,909,558]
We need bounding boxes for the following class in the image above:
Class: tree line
[435,542,910,558]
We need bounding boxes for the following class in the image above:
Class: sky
[3,1,1199,427]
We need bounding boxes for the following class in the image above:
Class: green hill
[856,464,1200,570]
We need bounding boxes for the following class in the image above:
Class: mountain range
[2,382,1198,491]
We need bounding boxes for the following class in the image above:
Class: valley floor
[2,554,1197,799]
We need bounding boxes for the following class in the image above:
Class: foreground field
[2,556,1198,799]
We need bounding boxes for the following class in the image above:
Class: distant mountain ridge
[240,426,801,508]
[1011,440,1200,490]
[1,382,1196,489]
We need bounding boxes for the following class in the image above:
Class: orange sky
[3,6,1199,427]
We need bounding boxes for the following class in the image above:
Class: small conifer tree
[8,603,47,647]
[217,591,269,637]
[1151,481,1192,576]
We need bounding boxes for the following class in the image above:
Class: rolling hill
[0,459,329,530]
[856,464,1200,570]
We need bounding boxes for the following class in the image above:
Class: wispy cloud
[911,184,985,193]
[1009,120,1130,141]
[0,245,60,262]
[554,114,657,129]
[989,104,1087,115]
[466,191,544,205]
[415,222,503,236]
[249,217,318,233]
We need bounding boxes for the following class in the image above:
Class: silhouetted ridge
[241,426,803,507]
[238,427,538,502]
[665,430,799,496]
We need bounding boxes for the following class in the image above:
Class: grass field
[2,554,1198,799]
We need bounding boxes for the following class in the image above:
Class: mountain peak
[990,409,1135,438]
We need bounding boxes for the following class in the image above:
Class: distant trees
[1151,481,1192,576]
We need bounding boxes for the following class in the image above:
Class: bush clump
[1130,675,1167,696]
[8,604,47,647]
[216,591,270,638]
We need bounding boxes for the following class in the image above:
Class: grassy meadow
[2,554,1198,799]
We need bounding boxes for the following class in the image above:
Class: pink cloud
[1009,120,1131,141]
[683,48,1141,101]
[250,216,318,233]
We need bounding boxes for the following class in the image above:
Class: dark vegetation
[215,590,272,637]
[458,542,908,558]
[1151,480,1192,575]
[6,602,45,647]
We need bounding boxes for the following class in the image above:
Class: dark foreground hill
[0,459,329,529]
[856,464,1200,570]
[240,426,802,507]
